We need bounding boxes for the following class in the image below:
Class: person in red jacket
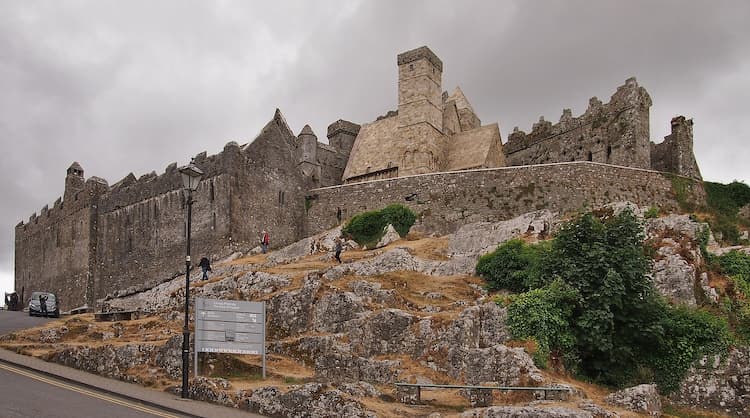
[260,230,270,254]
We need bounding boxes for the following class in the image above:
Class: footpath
[0,347,263,418]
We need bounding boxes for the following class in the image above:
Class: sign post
[195,298,266,378]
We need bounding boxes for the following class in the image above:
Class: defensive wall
[304,161,706,237]
[15,111,349,311]
[503,78,701,181]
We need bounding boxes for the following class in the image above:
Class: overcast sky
[2,0,749,302]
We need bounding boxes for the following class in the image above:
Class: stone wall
[504,78,652,170]
[305,162,705,236]
[16,110,313,310]
[15,177,108,310]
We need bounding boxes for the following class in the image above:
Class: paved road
[0,363,191,418]
[0,310,53,335]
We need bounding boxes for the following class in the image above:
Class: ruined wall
[305,162,705,236]
[15,178,108,311]
[651,116,702,180]
[504,78,652,170]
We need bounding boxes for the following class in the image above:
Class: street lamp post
[178,161,203,399]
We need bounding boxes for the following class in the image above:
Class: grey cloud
[2,0,749,297]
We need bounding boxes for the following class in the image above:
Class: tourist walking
[260,230,270,254]
[199,257,212,280]
[334,238,343,263]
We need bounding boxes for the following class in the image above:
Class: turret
[64,162,85,202]
[327,120,360,155]
[298,125,320,181]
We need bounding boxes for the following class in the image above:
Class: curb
[0,354,204,418]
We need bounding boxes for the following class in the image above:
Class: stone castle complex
[15,46,705,311]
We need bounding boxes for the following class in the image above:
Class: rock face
[672,347,750,416]
[375,224,401,248]
[238,383,375,418]
[461,406,594,417]
[650,243,699,306]
[604,384,661,416]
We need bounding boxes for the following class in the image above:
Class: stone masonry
[15,46,705,311]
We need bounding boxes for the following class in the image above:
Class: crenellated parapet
[505,77,652,169]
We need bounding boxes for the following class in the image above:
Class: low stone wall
[305,162,705,236]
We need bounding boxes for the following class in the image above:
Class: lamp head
[178,162,203,191]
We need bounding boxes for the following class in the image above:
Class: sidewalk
[0,348,263,418]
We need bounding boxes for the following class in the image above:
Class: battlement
[397,46,443,72]
[327,119,360,138]
[504,78,653,170]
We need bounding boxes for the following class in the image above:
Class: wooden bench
[395,382,570,407]
[94,310,138,322]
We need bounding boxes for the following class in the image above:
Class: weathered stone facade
[342,46,506,183]
[15,110,354,311]
[15,46,705,311]
[306,162,705,237]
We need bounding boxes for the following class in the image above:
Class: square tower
[397,46,443,132]
[397,46,446,176]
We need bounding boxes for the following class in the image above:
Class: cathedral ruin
[15,46,704,311]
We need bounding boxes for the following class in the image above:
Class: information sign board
[194,298,266,378]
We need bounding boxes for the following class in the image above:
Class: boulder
[375,224,401,248]
[604,384,661,416]
[672,347,750,416]
[461,406,594,417]
[650,245,698,306]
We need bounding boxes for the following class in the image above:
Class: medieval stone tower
[397,46,446,176]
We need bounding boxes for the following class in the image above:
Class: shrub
[506,279,578,368]
[644,206,660,219]
[342,204,416,247]
[648,305,731,393]
[476,239,550,292]
[483,209,733,391]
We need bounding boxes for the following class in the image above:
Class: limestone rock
[349,280,397,305]
[375,224,401,248]
[312,291,366,333]
[346,309,418,356]
[672,347,750,416]
[461,406,594,417]
[650,245,698,306]
[314,350,400,383]
[449,344,544,385]
[604,384,661,416]
[186,377,236,407]
[336,381,381,397]
[576,402,620,418]
[267,273,320,338]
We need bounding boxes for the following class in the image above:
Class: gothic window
[210,182,215,201]
[606,145,612,162]
[587,151,593,162]
[212,212,217,230]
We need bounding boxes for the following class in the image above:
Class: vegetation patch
[484,209,732,393]
[342,204,416,248]
[703,180,750,245]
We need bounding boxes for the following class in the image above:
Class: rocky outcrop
[461,406,594,417]
[238,383,375,417]
[650,243,699,306]
[604,384,661,416]
[375,224,401,248]
[449,344,543,385]
[672,347,750,416]
[46,335,182,382]
[267,273,320,339]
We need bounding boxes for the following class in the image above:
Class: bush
[648,305,731,393]
[342,204,416,247]
[476,239,550,292]
[506,279,578,368]
[482,209,733,391]
[644,206,660,219]
[703,181,750,244]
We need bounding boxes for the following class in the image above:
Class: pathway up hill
[1,205,746,417]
